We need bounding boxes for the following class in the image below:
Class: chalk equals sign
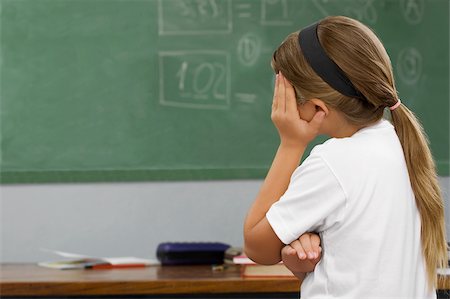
[235,93,257,104]
[236,3,252,18]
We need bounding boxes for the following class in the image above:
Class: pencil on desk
[85,264,148,270]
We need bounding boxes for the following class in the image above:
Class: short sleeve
[266,153,347,244]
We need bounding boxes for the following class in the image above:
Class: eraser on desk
[156,242,231,265]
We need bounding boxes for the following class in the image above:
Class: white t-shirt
[266,119,435,299]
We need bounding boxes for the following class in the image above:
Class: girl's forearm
[244,143,306,236]
[243,144,306,264]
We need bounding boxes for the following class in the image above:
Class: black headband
[298,22,364,100]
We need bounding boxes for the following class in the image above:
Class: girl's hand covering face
[271,73,325,147]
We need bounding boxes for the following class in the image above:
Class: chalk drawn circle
[237,33,261,67]
[400,0,425,25]
[396,47,422,85]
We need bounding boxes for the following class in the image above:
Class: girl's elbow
[243,219,283,265]
[244,248,281,265]
[243,239,282,265]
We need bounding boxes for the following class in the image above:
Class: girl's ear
[310,98,329,116]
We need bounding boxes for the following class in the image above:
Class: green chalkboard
[1,0,448,183]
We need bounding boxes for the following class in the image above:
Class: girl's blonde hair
[272,16,447,288]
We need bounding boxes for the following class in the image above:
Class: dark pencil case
[156,242,231,265]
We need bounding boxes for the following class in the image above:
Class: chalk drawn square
[261,0,294,26]
[158,0,232,35]
[159,51,230,110]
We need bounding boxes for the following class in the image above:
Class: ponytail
[391,103,447,288]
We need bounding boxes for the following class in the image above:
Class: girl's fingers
[310,234,321,251]
[283,76,298,114]
[272,74,279,111]
[310,234,322,259]
[277,72,286,112]
[301,233,321,259]
[299,234,316,260]
[290,240,307,260]
[281,245,296,256]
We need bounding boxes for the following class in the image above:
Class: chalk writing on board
[235,3,252,18]
[345,0,377,24]
[396,47,423,85]
[235,93,257,104]
[158,0,232,35]
[159,51,230,110]
[237,33,261,67]
[400,0,424,25]
[261,0,293,26]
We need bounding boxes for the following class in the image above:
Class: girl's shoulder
[311,119,395,157]
[310,136,353,157]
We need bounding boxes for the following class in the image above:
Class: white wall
[1,177,449,263]
[0,180,260,262]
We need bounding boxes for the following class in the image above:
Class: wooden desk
[0,264,299,297]
[1,264,450,298]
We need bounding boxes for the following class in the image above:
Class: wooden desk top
[0,264,300,296]
[1,264,449,297]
